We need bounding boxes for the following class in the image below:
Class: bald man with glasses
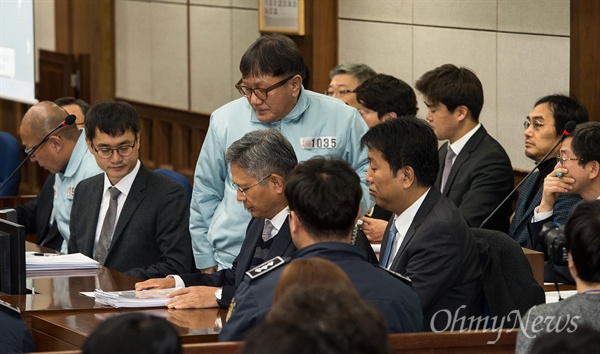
[190,34,371,274]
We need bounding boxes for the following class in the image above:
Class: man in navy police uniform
[219,157,423,341]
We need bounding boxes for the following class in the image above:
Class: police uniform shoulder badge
[379,266,412,284]
[245,256,286,279]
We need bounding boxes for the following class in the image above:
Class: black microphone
[0,114,76,194]
[479,120,577,229]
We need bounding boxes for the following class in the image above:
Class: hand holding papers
[93,288,180,308]
[25,252,101,271]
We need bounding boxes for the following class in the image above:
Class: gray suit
[68,164,193,279]
[382,188,483,331]
[436,126,513,233]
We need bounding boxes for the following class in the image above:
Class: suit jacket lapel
[267,218,293,259]
[390,188,441,269]
[442,127,487,195]
[109,165,147,251]
[235,218,264,282]
[84,180,104,257]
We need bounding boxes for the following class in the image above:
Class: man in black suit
[135,129,298,309]
[415,64,513,232]
[68,101,193,279]
[361,116,483,331]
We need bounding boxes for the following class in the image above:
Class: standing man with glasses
[528,122,600,282]
[326,62,376,110]
[68,101,192,279]
[191,34,371,273]
[509,95,587,248]
[19,101,102,253]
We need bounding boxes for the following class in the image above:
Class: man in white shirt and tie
[361,116,483,331]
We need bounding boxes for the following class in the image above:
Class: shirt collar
[394,188,431,238]
[448,123,481,156]
[102,160,141,197]
[268,206,289,233]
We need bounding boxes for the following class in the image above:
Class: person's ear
[589,160,599,179]
[454,105,469,122]
[86,138,94,154]
[270,174,286,193]
[382,112,397,121]
[401,166,415,188]
[290,75,302,95]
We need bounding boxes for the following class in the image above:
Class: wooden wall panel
[570,0,600,122]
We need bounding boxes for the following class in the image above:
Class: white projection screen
[0,0,37,105]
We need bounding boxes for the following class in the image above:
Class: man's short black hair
[361,116,439,187]
[354,74,418,119]
[534,94,588,136]
[565,200,600,284]
[85,101,141,141]
[239,33,306,80]
[54,97,91,115]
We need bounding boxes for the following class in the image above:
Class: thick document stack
[93,288,180,308]
[25,252,101,271]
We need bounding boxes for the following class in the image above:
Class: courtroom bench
[34,329,518,354]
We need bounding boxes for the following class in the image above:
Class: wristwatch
[214,287,223,307]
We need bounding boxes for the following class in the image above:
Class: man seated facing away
[19,101,102,252]
[361,117,483,331]
[68,101,192,279]
[516,200,600,354]
[135,129,298,308]
[352,73,419,243]
[509,95,587,248]
[219,157,423,341]
[529,122,600,283]
[415,64,513,232]
[16,97,93,251]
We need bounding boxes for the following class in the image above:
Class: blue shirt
[54,131,102,253]
[190,88,372,269]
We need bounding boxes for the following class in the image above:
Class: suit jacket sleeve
[179,267,237,309]
[15,198,38,234]
[127,183,193,279]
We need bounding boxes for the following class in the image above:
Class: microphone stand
[0,115,76,194]
[479,122,576,229]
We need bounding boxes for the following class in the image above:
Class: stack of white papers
[25,252,101,271]
[93,288,180,308]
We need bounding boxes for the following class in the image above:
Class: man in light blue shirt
[191,34,371,272]
[19,101,102,253]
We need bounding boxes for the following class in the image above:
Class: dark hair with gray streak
[226,129,298,180]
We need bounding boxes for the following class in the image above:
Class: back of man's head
[239,33,306,80]
[328,62,377,84]
[284,157,361,241]
[415,63,484,122]
[565,200,600,283]
[226,129,298,179]
[54,97,91,115]
[361,116,439,187]
[570,122,600,168]
[85,101,140,141]
[534,94,588,136]
[354,73,418,118]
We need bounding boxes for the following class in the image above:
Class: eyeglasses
[92,139,137,159]
[235,75,296,100]
[24,135,57,155]
[232,174,271,197]
[524,118,553,131]
[555,154,583,166]
[325,89,355,97]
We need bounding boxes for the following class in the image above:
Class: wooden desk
[31,308,226,351]
[1,241,225,352]
[523,248,544,286]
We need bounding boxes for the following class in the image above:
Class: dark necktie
[380,223,398,268]
[95,187,121,264]
[441,147,456,192]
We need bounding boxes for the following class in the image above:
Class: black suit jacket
[381,188,483,331]
[15,174,63,251]
[68,164,193,280]
[180,217,296,308]
[436,126,513,233]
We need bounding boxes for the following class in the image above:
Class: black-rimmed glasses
[324,89,355,97]
[232,174,271,197]
[235,76,296,100]
[92,139,137,159]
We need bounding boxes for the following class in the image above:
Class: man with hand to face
[136,129,298,309]
[68,101,192,279]
[190,33,371,273]
[529,122,600,260]
[509,95,587,248]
